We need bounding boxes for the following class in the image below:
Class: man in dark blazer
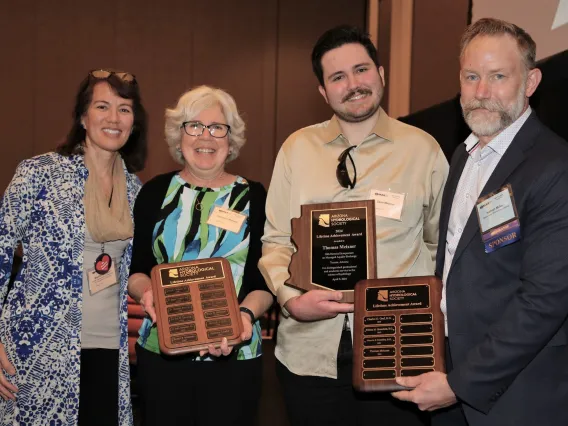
[392,18,568,426]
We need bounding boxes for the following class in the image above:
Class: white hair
[165,85,246,165]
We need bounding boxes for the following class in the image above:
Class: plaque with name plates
[150,258,244,355]
[353,276,445,392]
[286,200,377,303]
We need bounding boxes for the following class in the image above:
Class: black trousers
[276,330,430,426]
[135,343,263,426]
[78,348,119,426]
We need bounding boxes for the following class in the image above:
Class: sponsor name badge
[476,184,521,253]
[207,206,247,233]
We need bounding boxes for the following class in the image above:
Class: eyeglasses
[89,69,136,83]
[181,121,231,138]
[336,146,357,189]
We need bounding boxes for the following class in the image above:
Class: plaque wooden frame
[286,200,377,303]
[353,276,445,392]
[151,258,244,355]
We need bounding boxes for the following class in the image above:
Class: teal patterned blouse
[137,175,263,360]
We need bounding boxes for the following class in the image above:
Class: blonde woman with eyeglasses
[128,86,273,426]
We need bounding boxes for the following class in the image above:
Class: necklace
[182,169,226,212]
[94,158,116,275]
[185,168,226,186]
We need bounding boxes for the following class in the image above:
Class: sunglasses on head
[336,146,357,189]
[89,69,136,84]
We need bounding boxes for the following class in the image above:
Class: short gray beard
[461,83,526,137]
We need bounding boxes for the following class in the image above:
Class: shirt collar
[463,106,532,157]
[322,106,394,144]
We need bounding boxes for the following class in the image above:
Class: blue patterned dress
[0,152,140,426]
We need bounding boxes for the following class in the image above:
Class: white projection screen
[472,0,568,60]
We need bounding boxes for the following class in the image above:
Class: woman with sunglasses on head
[128,85,273,426]
[0,69,147,426]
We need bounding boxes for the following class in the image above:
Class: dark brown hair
[311,25,379,86]
[57,72,148,173]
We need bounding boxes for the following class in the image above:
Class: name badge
[207,206,247,233]
[87,262,118,295]
[475,184,521,253]
[369,190,405,221]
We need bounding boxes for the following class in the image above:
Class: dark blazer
[436,112,568,426]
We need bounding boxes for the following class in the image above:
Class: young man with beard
[259,25,448,426]
[393,18,568,426]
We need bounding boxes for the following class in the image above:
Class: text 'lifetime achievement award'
[286,200,376,303]
[151,258,244,355]
[353,276,445,392]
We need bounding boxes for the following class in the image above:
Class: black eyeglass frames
[181,121,231,138]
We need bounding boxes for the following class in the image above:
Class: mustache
[342,88,372,103]
[462,99,504,114]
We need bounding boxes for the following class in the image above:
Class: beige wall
[473,0,568,61]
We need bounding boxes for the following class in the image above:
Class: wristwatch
[239,306,256,323]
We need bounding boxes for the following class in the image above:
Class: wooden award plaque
[286,200,377,303]
[150,258,244,355]
[353,276,445,392]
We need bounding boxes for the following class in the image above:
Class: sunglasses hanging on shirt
[336,146,357,189]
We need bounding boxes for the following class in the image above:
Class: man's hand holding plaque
[284,289,354,321]
[391,371,457,411]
